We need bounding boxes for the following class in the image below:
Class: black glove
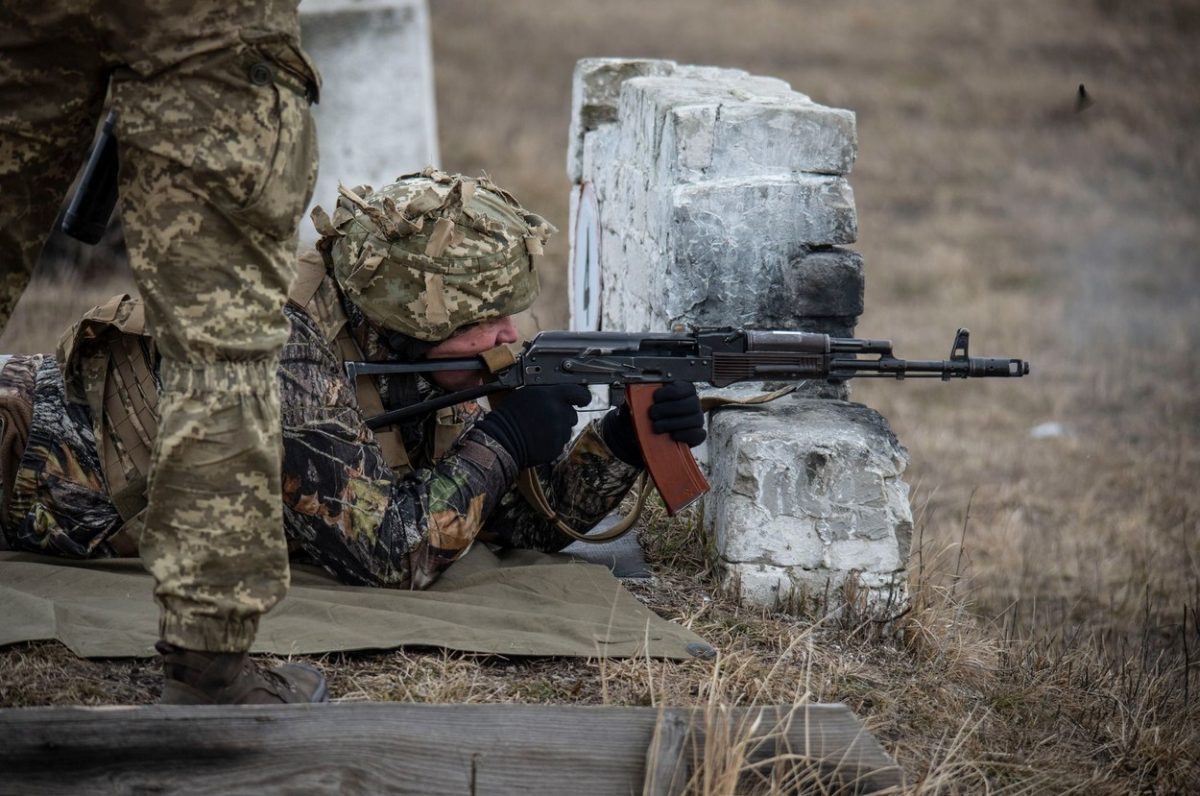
[475,384,592,468]
[601,381,707,467]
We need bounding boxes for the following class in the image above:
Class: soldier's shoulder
[292,280,349,345]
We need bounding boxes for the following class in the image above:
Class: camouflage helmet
[311,167,555,341]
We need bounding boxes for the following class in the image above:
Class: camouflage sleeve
[278,307,519,590]
[478,418,643,552]
[2,355,124,558]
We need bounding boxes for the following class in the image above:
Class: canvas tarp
[0,545,714,661]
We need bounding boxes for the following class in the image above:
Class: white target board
[569,181,602,331]
[299,0,439,244]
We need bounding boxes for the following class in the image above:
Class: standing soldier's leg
[0,9,106,330]
[110,40,321,700]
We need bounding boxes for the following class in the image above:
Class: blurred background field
[3,0,1197,790]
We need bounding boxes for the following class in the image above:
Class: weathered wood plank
[0,703,904,795]
[643,711,690,796]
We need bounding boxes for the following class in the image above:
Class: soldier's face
[426,316,520,391]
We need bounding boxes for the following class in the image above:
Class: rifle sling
[699,384,796,412]
[514,386,795,544]
[486,381,646,544]
[517,469,651,545]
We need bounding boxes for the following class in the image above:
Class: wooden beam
[643,711,690,795]
[0,702,903,794]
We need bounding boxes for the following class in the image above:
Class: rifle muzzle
[970,357,1030,377]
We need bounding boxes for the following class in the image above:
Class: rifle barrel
[831,356,1030,379]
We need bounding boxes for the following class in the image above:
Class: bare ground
[2,0,1198,792]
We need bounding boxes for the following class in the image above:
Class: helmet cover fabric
[312,168,554,341]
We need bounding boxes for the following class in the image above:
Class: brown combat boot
[156,641,328,705]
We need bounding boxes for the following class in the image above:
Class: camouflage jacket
[1,298,642,589]
[277,296,642,589]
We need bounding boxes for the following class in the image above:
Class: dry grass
[2,0,1199,792]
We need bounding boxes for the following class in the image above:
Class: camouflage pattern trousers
[0,1,319,651]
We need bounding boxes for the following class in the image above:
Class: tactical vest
[59,294,158,528]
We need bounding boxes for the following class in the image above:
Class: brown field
[2,0,1197,792]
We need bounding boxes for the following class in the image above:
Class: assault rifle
[348,327,1029,516]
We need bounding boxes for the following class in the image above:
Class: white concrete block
[668,173,858,258]
[719,560,907,611]
[703,399,912,608]
[566,59,911,611]
[590,171,857,331]
[663,246,865,336]
[572,63,859,335]
[299,0,439,242]
[619,77,856,181]
[568,58,676,183]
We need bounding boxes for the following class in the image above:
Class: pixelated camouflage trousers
[0,1,319,651]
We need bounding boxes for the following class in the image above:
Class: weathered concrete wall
[299,0,439,242]
[568,59,910,610]
[568,59,861,338]
[706,400,912,608]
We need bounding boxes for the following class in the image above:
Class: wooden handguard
[627,383,709,515]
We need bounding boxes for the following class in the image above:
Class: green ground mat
[0,545,713,661]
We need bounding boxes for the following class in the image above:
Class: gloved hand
[474,384,592,468]
[601,381,706,467]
